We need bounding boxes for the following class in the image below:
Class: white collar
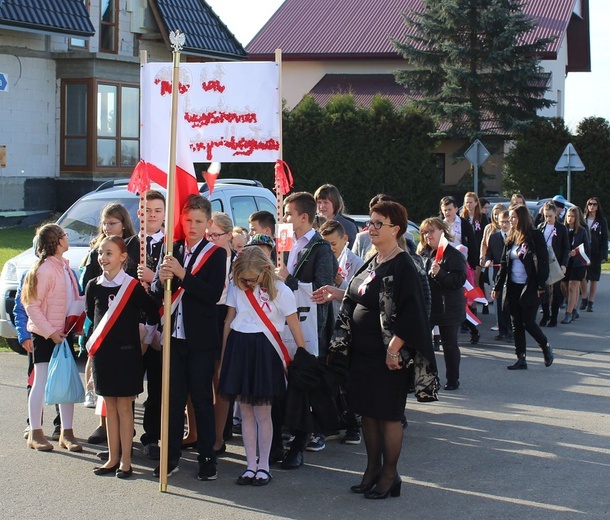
[148,230,164,245]
[185,238,204,256]
[295,228,315,243]
[97,269,128,287]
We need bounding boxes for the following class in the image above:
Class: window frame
[100,0,119,54]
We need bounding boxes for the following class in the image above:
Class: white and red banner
[574,243,591,265]
[141,61,281,164]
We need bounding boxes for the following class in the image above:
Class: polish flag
[435,232,449,263]
[203,162,221,196]
[574,243,591,265]
[135,66,200,241]
[465,306,482,326]
[463,280,488,305]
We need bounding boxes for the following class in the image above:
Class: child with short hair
[219,247,306,485]
[85,235,159,477]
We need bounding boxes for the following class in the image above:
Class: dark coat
[494,229,549,308]
[151,239,227,351]
[587,216,608,264]
[485,230,506,281]
[422,244,467,326]
[538,221,570,268]
[567,228,591,268]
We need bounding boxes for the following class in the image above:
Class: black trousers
[141,347,162,446]
[495,287,512,335]
[168,339,216,465]
[506,282,548,356]
[438,323,461,382]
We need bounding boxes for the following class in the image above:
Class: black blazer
[538,221,570,268]
[151,239,227,350]
[494,229,549,307]
[485,230,507,280]
[588,216,609,264]
[567,228,591,268]
[422,244,467,327]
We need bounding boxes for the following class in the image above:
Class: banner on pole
[141,62,281,164]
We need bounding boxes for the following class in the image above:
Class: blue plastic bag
[45,339,85,405]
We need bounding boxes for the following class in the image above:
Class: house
[0,0,245,214]
[247,0,591,193]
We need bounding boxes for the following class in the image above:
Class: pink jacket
[25,256,83,340]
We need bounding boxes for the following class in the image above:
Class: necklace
[376,245,400,264]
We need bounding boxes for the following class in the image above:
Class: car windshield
[57,197,141,247]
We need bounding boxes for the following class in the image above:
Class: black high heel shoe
[364,476,402,499]
[350,474,380,494]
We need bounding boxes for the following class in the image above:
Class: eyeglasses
[207,232,229,240]
[588,202,598,206]
[366,220,396,230]
[422,229,438,236]
[239,274,260,284]
[103,221,122,227]
[59,233,67,239]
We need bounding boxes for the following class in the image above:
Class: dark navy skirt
[218,331,286,405]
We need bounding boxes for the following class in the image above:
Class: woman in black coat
[562,206,591,323]
[581,197,608,312]
[418,217,466,391]
[492,205,553,370]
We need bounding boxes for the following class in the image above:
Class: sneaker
[340,430,361,445]
[197,458,218,481]
[143,442,160,460]
[84,390,97,408]
[306,435,326,452]
[490,324,499,331]
[153,463,179,478]
[52,424,61,441]
[324,431,341,441]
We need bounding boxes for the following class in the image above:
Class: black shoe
[116,466,133,479]
[541,344,554,367]
[280,449,303,470]
[251,469,273,486]
[93,463,120,476]
[214,442,226,456]
[572,310,579,320]
[444,380,460,391]
[580,298,588,310]
[236,468,256,485]
[587,302,593,312]
[494,333,507,341]
[507,357,527,370]
[269,446,285,464]
[52,424,61,441]
[197,458,218,481]
[539,317,549,327]
[469,330,480,345]
[351,474,380,494]
[87,426,107,445]
[561,314,572,324]
[153,462,179,478]
[547,318,557,327]
[364,476,402,499]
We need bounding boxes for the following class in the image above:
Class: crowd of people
[15,183,607,498]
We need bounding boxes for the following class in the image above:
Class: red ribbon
[127,160,151,194]
[274,160,294,195]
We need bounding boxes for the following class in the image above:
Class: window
[70,0,89,49]
[100,0,118,53]
[62,80,139,173]
[436,153,446,184]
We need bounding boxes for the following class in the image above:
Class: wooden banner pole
[274,48,283,268]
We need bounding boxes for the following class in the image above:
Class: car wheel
[6,338,26,355]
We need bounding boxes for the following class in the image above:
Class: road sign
[465,139,490,168]
[0,73,8,92]
[555,143,585,171]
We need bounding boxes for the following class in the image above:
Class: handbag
[546,246,565,285]
[45,338,85,405]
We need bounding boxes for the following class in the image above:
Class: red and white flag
[435,232,449,263]
[203,162,221,195]
[574,243,591,265]
[465,306,482,326]
[463,280,488,305]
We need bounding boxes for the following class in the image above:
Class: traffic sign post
[555,143,585,202]
[464,139,490,196]
[0,73,8,92]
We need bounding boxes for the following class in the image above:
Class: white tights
[240,403,273,473]
[28,362,74,431]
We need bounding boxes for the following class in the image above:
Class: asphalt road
[1,275,609,520]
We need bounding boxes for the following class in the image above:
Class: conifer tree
[393,0,555,140]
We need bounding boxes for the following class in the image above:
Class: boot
[59,429,83,452]
[587,301,594,312]
[572,309,579,320]
[561,313,572,324]
[579,298,588,311]
[27,429,53,451]
[541,344,554,367]
[507,354,527,370]
[547,315,558,327]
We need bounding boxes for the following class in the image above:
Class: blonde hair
[231,246,279,300]
[211,211,234,234]
[417,217,454,255]
[21,224,64,306]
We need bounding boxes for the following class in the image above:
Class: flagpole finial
[169,30,185,52]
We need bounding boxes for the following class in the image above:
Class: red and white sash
[159,242,217,325]
[86,276,139,357]
[240,288,291,375]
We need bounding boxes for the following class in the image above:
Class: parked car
[0,178,276,354]
[487,197,574,223]
[351,215,420,244]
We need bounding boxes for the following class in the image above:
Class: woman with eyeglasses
[417,218,466,391]
[329,201,436,499]
[492,205,553,369]
[581,197,608,312]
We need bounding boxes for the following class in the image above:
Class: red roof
[247,0,579,60]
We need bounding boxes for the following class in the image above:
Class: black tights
[360,416,403,492]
